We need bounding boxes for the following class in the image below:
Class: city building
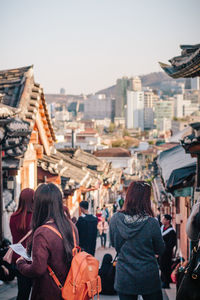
[130,76,142,91]
[156,118,172,132]
[84,94,114,120]
[94,147,134,174]
[126,91,144,130]
[55,128,103,152]
[144,91,155,130]
[154,100,173,131]
[171,120,189,135]
[174,94,184,118]
[115,77,130,118]
[191,76,200,90]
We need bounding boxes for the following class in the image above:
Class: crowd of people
[0,180,199,300]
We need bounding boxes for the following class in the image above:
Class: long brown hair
[122,181,154,217]
[28,183,74,261]
[12,188,34,231]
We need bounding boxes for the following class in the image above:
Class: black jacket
[160,225,176,270]
[76,214,97,256]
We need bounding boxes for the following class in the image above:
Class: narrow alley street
[0,237,174,300]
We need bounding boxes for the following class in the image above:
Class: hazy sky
[0,0,199,94]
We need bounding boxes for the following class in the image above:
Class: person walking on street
[10,188,34,300]
[110,181,165,300]
[118,194,124,209]
[16,183,77,300]
[96,206,102,223]
[76,200,98,256]
[113,200,118,214]
[159,214,177,289]
[97,217,109,248]
[101,205,107,220]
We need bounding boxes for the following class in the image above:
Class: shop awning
[157,145,196,191]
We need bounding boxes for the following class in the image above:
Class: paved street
[0,238,175,300]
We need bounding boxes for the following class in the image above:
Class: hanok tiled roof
[73,148,107,172]
[159,44,200,78]
[94,147,131,158]
[0,66,55,141]
[0,103,31,159]
[38,150,99,187]
[0,102,20,119]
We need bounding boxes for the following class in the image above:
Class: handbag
[176,245,200,300]
[3,230,32,264]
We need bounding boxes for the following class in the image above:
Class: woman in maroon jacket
[16,183,76,300]
[10,188,34,300]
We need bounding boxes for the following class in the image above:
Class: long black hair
[28,183,74,261]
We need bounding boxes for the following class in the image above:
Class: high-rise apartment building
[115,77,130,118]
[174,94,199,118]
[174,94,184,118]
[130,76,142,91]
[126,91,144,130]
[84,94,113,120]
[143,91,155,130]
[155,100,173,131]
[191,77,200,90]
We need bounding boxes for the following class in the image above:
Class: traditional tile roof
[0,66,55,142]
[73,148,108,172]
[0,103,31,159]
[94,147,131,157]
[159,44,200,78]
[38,148,101,187]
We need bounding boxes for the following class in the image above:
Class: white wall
[126,91,144,130]
[97,156,134,174]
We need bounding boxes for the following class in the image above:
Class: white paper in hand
[10,243,32,261]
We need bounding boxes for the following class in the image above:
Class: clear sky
[0,0,199,94]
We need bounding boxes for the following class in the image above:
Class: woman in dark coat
[110,181,165,300]
[10,188,34,300]
[16,183,77,300]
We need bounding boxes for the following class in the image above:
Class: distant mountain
[96,84,116,98]
[96,71,185,96]
[141,72,172,88]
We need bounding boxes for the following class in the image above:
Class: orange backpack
[43,225,101,300]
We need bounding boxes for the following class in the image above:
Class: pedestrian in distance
[118,194,124,209]
[159,214,176,289]
[97,217,109,248]
[10,188,34,300]
[113,200,119,214]
[16,183,78,300]
[99,253,116,295]
[96,206,102,223]
[101,205,107,220]
[110,181,165,300]
[76,200,98,256]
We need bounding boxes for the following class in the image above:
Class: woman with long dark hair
[10,188,34,300]
[110,181,165,300]
[16,183,77,300]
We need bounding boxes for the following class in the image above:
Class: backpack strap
[41,223,79,290]
[42,223,77,248]
[47,266,63,290]
[42,225,63,239]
